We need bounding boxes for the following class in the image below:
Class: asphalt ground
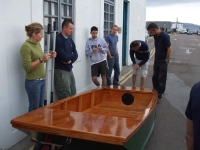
[9,33,200,150]
[120,33,200,150]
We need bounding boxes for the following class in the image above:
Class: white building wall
[114,0,124,67]
[0,0,146,149]
[127,0,147,65]
[178,24,184,30]
[172,23,183,31]
[172,23,176,29]
[0,0,43,149]
[72,0,105,93]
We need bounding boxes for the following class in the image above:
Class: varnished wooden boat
[11,86,157,150]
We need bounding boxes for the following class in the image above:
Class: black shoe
[158,94,162,99]
[157,94,162,104]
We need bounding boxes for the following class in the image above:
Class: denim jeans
[25,79,45,112]
[106,55,120,86]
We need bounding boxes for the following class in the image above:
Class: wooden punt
[11,86,158,150]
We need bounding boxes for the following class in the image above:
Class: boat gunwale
[11,86,158,145]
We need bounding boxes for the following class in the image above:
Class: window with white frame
[104,0,115,37]
[44,0,73,49]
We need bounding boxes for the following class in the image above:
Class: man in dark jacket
[185,81,200,150]
[54,19,78,99]
[130,40,149,88]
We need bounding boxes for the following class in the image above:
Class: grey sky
[146,1,200,25]
[147,0,200,7]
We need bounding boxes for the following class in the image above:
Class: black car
[187,31,193,35]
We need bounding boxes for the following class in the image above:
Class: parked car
[190,30,196,34]
[166,28,172,34]
[187,31,193,35]
[180,29,187,34]
[198,30,200,36]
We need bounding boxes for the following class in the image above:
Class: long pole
[51,21,56,103]
[44,24,51,106]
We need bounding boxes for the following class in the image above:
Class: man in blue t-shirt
[185,82,200,150]
[147,22,172,101]
[130,40,149,88]
[105,25,120,86]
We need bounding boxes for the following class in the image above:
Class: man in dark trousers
[105,25,120,86]
[147,22,172,100]
[54,19,78,100]
[130,40,149,88]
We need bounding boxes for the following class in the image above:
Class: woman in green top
[20,22,56,113]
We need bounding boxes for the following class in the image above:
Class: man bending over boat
[129,40,150,88]
[85,26,109,88]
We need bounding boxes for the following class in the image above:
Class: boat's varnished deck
[11,86,157,145]
[84,101,143,119]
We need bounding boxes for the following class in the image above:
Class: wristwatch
[38,58,43,63]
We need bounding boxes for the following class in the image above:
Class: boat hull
[11,86,158,149]
[31,106,156,150]
[124,106,156,150]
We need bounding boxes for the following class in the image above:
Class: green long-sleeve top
[20,40,45,80]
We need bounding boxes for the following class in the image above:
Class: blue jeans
[106,56,120,86]
[25,80,45,112]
